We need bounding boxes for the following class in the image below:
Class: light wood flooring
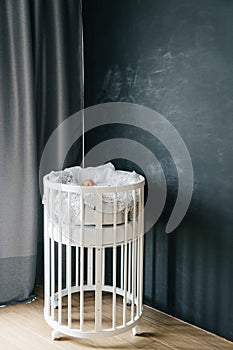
[0,286,232,350]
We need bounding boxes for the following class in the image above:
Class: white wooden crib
[43,170,145,340]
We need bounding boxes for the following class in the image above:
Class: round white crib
[43,168,145,340]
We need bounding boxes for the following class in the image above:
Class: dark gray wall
[83,0,233,341]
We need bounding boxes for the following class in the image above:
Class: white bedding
[44,163,140,225]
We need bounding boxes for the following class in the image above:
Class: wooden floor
[0,286,232,350]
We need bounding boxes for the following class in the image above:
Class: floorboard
[0,286,232,350]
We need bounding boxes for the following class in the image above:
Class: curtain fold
[0,0,37,305]
[0,0,83,304]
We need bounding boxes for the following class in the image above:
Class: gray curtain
[0,0,83,305]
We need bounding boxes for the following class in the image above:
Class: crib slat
[128,242,131,302]
[123,192,128,326]
[51,237,55,321]
[67,244,72,328]
[131,241,136,321]
[67,192,72,243]
[49,189,55,320]
[135,238,140,316]
[58,190,62,324]
[49,187,53,228]
[95,248,102,331]
[136,238,140,318]
[112,193,117,329]
[44,186,50,317]
[67,192,72,328]
[130,190,136,321]
[76,246,79,287]
[102,247,105,287]
[58,241,62,324]
[80,195,84,331]
[112,246,117,329]
[136,187,142,316]
[58,189,62,237]
[131,190,137,320]
[140,187,144,313]
[88,247,93,286]
[123,245,128,326]
[95,192,103,331]
[120,244,124,290]
[80,246,84,331]
[80,190,84,243]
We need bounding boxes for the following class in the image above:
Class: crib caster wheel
[132,325,141,336]
[52,330,61,340]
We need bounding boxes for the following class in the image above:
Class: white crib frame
[43,171,145,340]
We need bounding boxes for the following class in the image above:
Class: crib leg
[132,325,141,336]
[126,299,132,306]
[51,330,61,340]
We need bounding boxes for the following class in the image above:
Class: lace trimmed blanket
[44,163,140,224]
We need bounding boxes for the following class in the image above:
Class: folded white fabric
[49,163,140,186]
[65,162,115,185]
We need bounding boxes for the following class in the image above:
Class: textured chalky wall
[82,0,233,341]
